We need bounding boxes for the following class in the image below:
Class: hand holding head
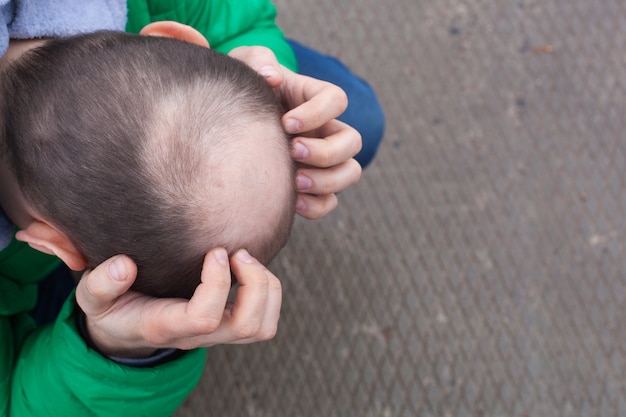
[75,248,281,357]
[229,46,363,219]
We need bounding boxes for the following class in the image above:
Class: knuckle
[142,327,168,347]
[320,146,334,167]
[339,90,349,109]
[267,276,282,293]
[212,274,233,294]
[82,277,107,299]
[149,335,168,347]
[233,321,262,340]
[310,110,324,132]
[309,212,324,220]
[309,195,337,219]
[306,206,325,220]
[175,340,194,350]
[321,175,338,194]
[332,87,348,111]
[253,268,271,288]
[349,159,363,183]
[325,194,339,213]
[352,131,363,154]
[257,325,278,341]
[190,316,222,334]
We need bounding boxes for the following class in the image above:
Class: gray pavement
[176,1,626,416]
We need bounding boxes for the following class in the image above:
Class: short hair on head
[0,31,296,298]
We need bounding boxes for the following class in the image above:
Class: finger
[281,77,348,134]
[291,120,362,168]
[175,273,281,348]
[164,301,234,350]
[133,298,193,347]
[185,248,232,329]
[141,249,232,343]
[146,249,269,347]
[296,192,339,220]
[135,250,278,350]
[75,255,137,317]
[205,265,281,345]
[228,46,284,87]
[296,159,362,195]
[241,272,282,342]
[168,250,272,348]
[224,250,270,339]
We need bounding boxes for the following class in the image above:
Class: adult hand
[75,248,281,357]
[229,46,362,219]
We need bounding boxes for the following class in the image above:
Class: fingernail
[296,174,313,191]
[236,249,255,264]
[259,65,278,78]
[285,118,302,134]
[108,256,126,281]
[214,248,229,267]
[296,198,306,212]
[292,142,309,160]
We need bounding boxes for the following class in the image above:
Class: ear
[15,221,88,271]
[139,21,210,48]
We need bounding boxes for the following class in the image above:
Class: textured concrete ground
[176,1,626,416]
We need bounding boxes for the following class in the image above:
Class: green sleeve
[0,235,60,316]
[0,237,207,416]
[6,294,207,417]
[126,0,298,71]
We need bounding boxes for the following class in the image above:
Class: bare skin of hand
[76,248,281,357]
[229,46,362,219]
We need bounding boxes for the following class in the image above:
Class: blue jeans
[287,40,385,168]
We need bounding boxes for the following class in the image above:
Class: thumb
[75,255,137,316]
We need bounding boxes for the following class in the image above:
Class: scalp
[2,31,296,298]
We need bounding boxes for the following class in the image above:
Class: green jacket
[1,1,292,415]
[126,0,297,71]
[0,235,207,417]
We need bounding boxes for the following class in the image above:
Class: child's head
[0,31,296,298]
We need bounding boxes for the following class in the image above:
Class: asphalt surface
[176,1,626,416]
